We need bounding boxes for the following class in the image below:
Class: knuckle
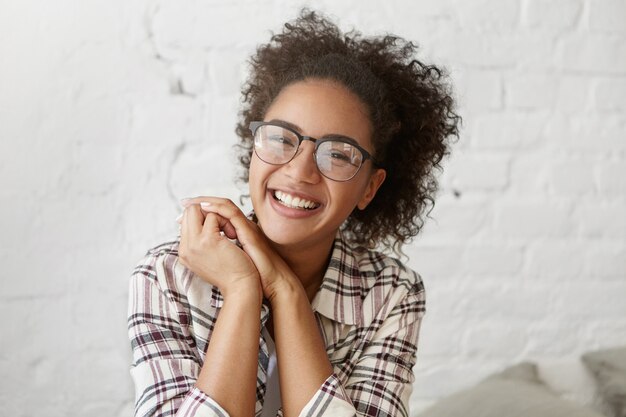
[204,212,218,223]
[223,198,238,211]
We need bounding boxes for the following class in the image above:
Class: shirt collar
[311,229,363,326]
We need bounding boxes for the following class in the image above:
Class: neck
[270,236,335,303]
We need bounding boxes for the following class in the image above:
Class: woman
[128,10,459,417]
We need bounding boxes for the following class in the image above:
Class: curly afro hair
[235,9,460,251]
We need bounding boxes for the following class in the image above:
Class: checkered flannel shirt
[128,229,426,417]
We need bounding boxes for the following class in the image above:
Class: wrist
[221,278,263,305]
[267,277,306,306]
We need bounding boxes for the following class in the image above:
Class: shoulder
[132,237,181,282]
[144,237,181,257]
[130,236,198,305]
[351,246,425,297]
[348,246,426,323]
[130,237,222,339]
[336,244,426,327]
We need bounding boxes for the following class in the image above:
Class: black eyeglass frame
[249,121,378,182]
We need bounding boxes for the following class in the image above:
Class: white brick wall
[1,1,624,415]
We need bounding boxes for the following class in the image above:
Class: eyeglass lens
[253,124,364,181]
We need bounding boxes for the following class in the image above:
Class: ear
[357,168,386,210]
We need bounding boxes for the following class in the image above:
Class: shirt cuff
[176,387,230,417]
[299,374,356,416]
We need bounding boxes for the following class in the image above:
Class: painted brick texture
[1,0,624,415]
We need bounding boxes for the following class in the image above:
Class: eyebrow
[267,118,362,147]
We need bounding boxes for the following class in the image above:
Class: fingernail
[200,202,211,210]
[175,213,182,223]
[180,198,191,207]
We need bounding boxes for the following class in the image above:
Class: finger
[193,202,237,238]
[200,212,223,237]
[182,197,258,248]
[190,210,237,239]
[182,197,241,216]
[221,220,238,240]
[180,197,239,227]
[201,212,239,242]
[182,204,205,239]
[180,196,223,208]
[197,199,258,243]
[200,199,250,228]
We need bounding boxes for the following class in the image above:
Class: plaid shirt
[128,229,426,417]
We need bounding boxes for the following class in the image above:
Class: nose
[283,140,321,183]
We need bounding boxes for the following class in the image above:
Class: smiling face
[248,79,386,252]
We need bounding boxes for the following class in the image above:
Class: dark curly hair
[235,9,460,251]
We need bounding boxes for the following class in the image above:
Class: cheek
[349,178,374,207]
[248,159,261,196]
[333,182,367,211]
[248,156,274,198]
[249,155,265,184]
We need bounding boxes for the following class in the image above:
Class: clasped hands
[176,197,298,303]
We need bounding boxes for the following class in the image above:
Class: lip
[270,187,323,205]
[267,188,323,219]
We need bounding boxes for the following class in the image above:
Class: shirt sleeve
[299,282,425,417]
[128,252,230,417]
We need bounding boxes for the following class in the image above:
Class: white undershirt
[260,326,282,417]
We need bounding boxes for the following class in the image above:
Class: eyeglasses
[249,121,376,181]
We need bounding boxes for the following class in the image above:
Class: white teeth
[274,190,319,210]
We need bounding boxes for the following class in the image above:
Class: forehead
[263,79,374,149]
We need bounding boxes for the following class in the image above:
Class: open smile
[270,189,322,211]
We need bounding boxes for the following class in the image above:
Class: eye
[268,134,296,147]
[318,141,361,167]
[328,150,351,162]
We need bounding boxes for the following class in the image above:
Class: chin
[258,224,302,247]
